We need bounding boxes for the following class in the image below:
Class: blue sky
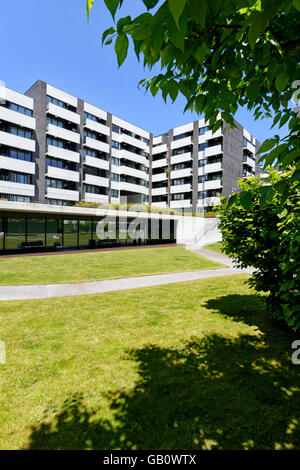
[0,0,291,140]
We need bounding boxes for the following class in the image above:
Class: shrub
[217,169,300,330]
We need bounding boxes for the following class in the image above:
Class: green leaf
[132,23,153,40]
[257,138,277,154]
[280,149,300,169]
[275,70,289,94]
[193,42,210,63]
[102,27,116,46]
[142,0,160,8]
[239,191,253,211]
[104,0,121,20]
[260,186,275,208]
[293,0,300,11]
[86,0,94,20]
[168,79,179,102]
[189,0,207,29]
[226,193,237,209]
[168,0,187,27]
[277,208,288,219]
[115,33,129,67]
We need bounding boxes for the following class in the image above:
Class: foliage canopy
[218,170,300,330]
[87,0,300,209]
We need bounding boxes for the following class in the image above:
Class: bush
[217,169,300,330]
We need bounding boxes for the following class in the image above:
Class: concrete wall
[176,216,221,246]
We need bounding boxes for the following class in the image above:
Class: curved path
[0,247,253,301]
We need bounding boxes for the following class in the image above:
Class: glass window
[79,219,92,247]
[27,217,45,245]
[46,218,63,246]
[112,140,120,149]
[63,218,78,247]
[0,216,3,250]
[6,216,26,249]
[112,124,120,134]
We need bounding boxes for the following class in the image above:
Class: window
[112,140,120,149]
[173,132,192,141]
[1,101,33,116]
[173,193,185,200]
[47,116,64,128]
[173,178,186,186]
[199,142,208,151]
[83,148,107,160]
[0,170,31,184]
[111,189,119,198]
[4,125,33,140]
[1,148,32,162]
[111,156,120,166]
[111,173,119,182]
[112,124,120,134]
[199,126,209,135]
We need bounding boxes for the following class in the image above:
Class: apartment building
[0,80,260,212]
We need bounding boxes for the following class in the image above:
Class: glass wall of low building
[0,212,176,253]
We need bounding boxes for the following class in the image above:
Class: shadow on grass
[26,295,300,450]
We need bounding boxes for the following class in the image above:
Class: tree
[87,0,300,208]
[217,169,300,330]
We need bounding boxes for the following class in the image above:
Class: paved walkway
[0,246,253,301]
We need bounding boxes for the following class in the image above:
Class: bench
[21,240,44,249]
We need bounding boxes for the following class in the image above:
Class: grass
[1,274,300,450]
[204,242,224,254]
[0,246,224,286]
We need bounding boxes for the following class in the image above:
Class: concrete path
[0,246,253,301]
[186,246,237,268]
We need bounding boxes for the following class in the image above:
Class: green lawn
[1,274,299,450]
[204,242,224,254]
[0,246,224,285]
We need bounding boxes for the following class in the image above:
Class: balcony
[243,156,255,169]
[84,136,109,154]
[152,172,168,183]
[244,140,256,154]
[204,144,223,158]
[47,124,80,144]
[119,149,148,166]
[46,166,79,183]
[46,187,79,202]
[84,174,109,188]
[198,196,221,207]
[198,127,222,144]
[170,168,192,179]
[152,158,167,169]
[151,201,167,208]
[201,179,223,191]
[205,162,223,173]
[120,133,148,151]
[170,183,192,194]
[0,180,35,197]
[0,131,35,152]
[152,143,167,155]
[84,118,110,136]
[83,193,109,204]
[152,187,167,196]
[0,155,35,175]
[83,155,109,171]
[170,136,193,150]
[47,102,80,125]
[119,181,148,195]
[0,106,36,130]
[170,152,192,165]
[119,165,148,180]
[46,145,80,164]
[170,199,191,209]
